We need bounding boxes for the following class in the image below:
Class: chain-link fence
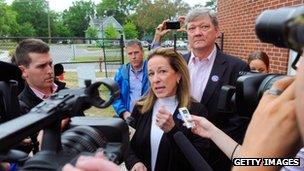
[161,32,224,52]
[0,36,125,77]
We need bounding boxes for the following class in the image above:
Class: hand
[131,162,147,171]
[295,57,304,141]
[156,106,175,133]
[61,117,71,131]
[177,16,186,32]
[234,77,301,171]
[123,111,131,120]
[153,19,171,43]
[0,163,10,171]
[62,152,120,171]
[190,115,215,139]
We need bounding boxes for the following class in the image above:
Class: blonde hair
[137,48,191,114]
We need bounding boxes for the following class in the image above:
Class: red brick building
[217,0,304,74]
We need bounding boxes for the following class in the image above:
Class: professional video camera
[219,5,304,117]
[0,79,129,170]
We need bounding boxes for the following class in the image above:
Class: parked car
[176,40,188,48]
[141,40,150,47]
[161,40,173,47]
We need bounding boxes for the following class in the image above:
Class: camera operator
[13,39,79,153]
[152,7,250,170]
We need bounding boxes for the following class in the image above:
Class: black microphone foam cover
[173,131,212,171]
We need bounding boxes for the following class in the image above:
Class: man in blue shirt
[112,39,149,120]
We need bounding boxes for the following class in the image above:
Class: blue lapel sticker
[211,75,219,82]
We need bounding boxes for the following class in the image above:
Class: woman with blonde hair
[125,48,209,171]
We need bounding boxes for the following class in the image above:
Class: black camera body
[165,21,181,29]
[219,5,304,117]
[0,79,129,170]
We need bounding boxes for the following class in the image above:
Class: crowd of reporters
[1,6,304,171]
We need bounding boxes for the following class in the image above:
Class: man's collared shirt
[30,83,58,100]
[129,64,144,112]
[188,46,217,102]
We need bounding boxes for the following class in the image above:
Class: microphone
[173,131,212,171]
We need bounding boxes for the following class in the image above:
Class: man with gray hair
[112,39,149,120]
[152,8,250,170]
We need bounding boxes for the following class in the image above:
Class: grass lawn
[64,71,117,118]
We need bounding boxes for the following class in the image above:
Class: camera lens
[257,75,286,99]
[255,6,304,50]
[61,126,108,155]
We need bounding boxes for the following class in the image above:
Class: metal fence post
[120,35,124,65]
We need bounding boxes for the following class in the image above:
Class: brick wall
[217,0,304,74]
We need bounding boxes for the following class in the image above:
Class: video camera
[0,79,129,170]
[219,5,304,117]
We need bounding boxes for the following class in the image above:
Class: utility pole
[47,0,51,43]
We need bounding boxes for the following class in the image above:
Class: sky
[6,0,207,12]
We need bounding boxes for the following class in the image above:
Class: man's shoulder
[18,85,42,105]
[217,52,247,66]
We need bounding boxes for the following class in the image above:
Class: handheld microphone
[173,131,212,171]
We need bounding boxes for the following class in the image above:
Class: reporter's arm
[191,115,241,160]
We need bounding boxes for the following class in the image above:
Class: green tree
[52,21,73,37]
[85,26,98,38]
[123,21,138,39]
[104,24,119,39]
[96,0,139,24]
[62,0,95,37]
[0,0,19,36]
[132,0,190,39]
[16,22,36,36]
[205,0,217,11]
[11,0,49,36]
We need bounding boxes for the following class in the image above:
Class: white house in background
[88,16,124,39]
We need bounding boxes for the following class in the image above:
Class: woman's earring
[177,79,180,84]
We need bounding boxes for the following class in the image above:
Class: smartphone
[165,21,180,29]
[178,107,195,129]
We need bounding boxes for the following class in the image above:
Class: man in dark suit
[152,8,250,171]
[14,39,74,153]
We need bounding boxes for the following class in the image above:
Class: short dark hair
[15,38,50,67]
[125,39,143,51]
[248,51,270,69]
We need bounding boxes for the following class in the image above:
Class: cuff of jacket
[166,125,179,137]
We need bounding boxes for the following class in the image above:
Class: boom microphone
[173,131,212,171]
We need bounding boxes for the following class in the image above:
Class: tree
[205,0,217,11]
[85,26,98,38]
[0,0,19,36]
[62,0,95,37]
[96,0,139,24]
[104,24,119,39]
[123,21,138,39]
[132,0,190,39]
[16,22,36,37]
[11,0,50,36]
